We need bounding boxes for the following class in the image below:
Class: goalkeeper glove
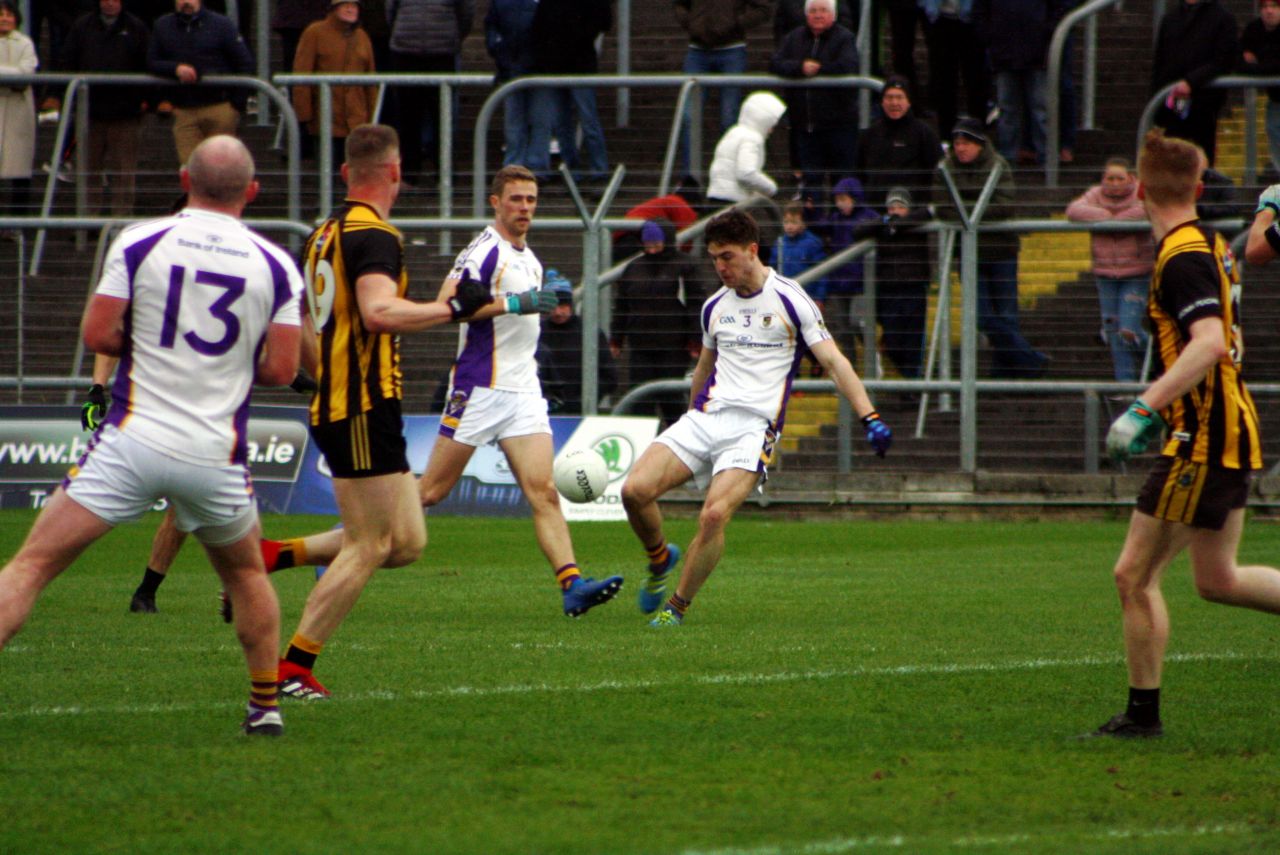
[504,289,558,315]
[289,371,318,395]
[448,270,494,320]
[1105,398,1166,461]
[861,411,892,458]
[1256,184,1280,216]
[80,384,107,432]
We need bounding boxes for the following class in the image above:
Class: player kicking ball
[621,210,891,626]
[1086,130,1280,739]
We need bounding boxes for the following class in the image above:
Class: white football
[553,449,609,503]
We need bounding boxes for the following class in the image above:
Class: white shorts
[440,386,551,447]
[654,408,776,490]
[63,425,259,546]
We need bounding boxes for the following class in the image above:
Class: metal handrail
[1045,0,1123,187]
[471,73,885,218]
[1137,76,1280,187]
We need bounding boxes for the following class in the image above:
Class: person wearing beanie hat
[854,75,941,205]
[291,0,376,168]
[706,91,787,205]
[936,116,1049,378]
[769,0,859,197]
[537,269,618,415]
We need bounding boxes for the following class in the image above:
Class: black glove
[80,384,107,432]
[289,371,318,395]
[449,270,494,320]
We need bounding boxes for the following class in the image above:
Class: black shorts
[310,399,409,479]
[1135,456,1252,531]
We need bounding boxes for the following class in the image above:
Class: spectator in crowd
[853,186,932,380]
[815,175,878,355]
[771,199,827,298]
[706,90,786,205]
[884,0,923,103]
[937,117,1048,378]
[526,0,611,179]
[674,0,772,171]
[855,75,941,205]
[147,0,254,165]
[975,0,1070,167]
[772,0,853,42]
[0,0,36,220]
[920,0,989,144]
[616,174,704,253]
[769,0,858,199]
[538,269,618,414]
[60,0,151,217]
[387,0,473,181]
[485,0,537,167]
[611,218,705,426]
[1241,0,1280,178]
[292,0,376,167]
[1151,0,1238,166]
[270,0,326,72]
[1065,157,1154,382]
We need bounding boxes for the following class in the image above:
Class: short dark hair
[705,209,760,247]
[345,124,400,182]
[490,164,538,199]
[0,0,22,27]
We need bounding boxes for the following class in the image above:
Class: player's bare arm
[809,339,876,419]
[686,346,716,409]
[81,294,129,357]
[1245,184,1280,266]
[435,273,554,322]
[299,313,320,378]
[357,272,459,333]
[256,322,303,387]
[1137,315,1228,410]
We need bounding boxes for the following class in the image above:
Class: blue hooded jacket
[817,176,879,298]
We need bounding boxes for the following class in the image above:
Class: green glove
[504,289,558,315]
[80,384,107,432]
[1105,399,1167,461]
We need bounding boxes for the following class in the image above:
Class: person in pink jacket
[1066,158,1156,381]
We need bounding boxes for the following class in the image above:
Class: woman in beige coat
[0,0,35,221]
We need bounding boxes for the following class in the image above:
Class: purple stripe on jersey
[773,291,810,433]
[123,226,174,297]
[701,290,728,335]
[477,242,501,288]
[453,318,496,392]
[104,309,135,429]
[250,237,296,317]
[693,365,717,411]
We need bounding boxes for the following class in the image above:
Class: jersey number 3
[159,264,246,356]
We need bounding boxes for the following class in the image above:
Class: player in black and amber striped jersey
[1088,130,1280,740]
[271,124,492,700]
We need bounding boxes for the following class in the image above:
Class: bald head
[184,136,256,207]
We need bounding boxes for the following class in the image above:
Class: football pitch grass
[2,512,1280,854]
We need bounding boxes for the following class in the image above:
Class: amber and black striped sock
[555,563,582,591]
[667,593,691,616]
[250,668,279,711]
[645,540,669,572]
[284,633,324,671]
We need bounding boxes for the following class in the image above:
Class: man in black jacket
[61,0,151,215]
[147,0,254,165]
[611,219,705,426]
[537,270,618,414]
[1151,0,1239,166]
[769,0,858,199]
[854,75,941,206]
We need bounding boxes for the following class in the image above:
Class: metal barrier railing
[1137,76,1280,187]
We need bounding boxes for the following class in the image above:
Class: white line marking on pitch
[0,651,1269,720]
[680,821,1256,854]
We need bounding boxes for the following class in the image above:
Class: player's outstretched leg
[638,543,682,614]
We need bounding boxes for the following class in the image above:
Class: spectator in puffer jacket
[1066,157,1155,382]
[387,0,473,180]
[706,90,787,205]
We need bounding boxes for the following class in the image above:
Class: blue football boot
[563,575,624,617]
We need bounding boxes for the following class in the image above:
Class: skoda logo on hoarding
[592,435,634,482]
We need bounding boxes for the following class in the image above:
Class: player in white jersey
[419,165,624,617]
[0,137,302,736]
[622,210,893,627]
